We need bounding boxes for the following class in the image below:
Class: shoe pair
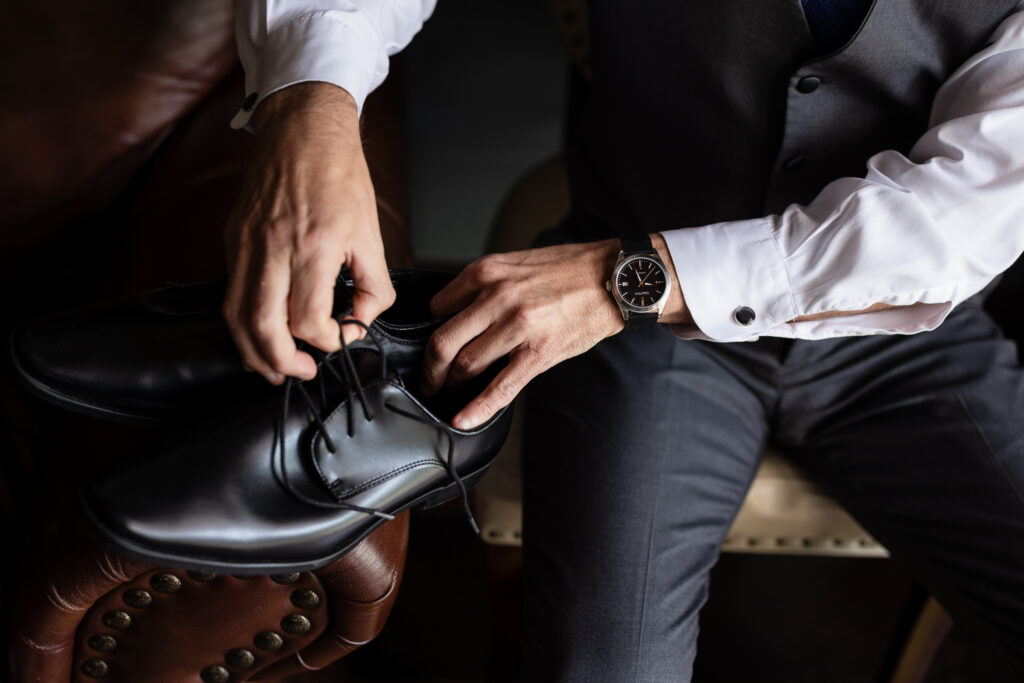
[11,269,512,573]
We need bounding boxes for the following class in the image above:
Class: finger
[344,247,395,345]
[247,248,318,380]
[420,305,493,397]
[226,320,287,385]
[288,250,343,353]
[445,319,520,392]
[452,352,537,430]
[430,258,492,318]
[223,232,285,384]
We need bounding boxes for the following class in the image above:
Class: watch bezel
[610,253,671,315]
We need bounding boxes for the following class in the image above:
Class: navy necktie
[801,0,873,53]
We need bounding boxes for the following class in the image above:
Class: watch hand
[639,269,654,286]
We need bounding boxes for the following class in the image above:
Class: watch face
[615,257,667,309]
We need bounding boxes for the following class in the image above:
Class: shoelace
[275,319,479,533]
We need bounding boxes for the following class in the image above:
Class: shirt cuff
[661,218,798,342]
[231,12,381,130]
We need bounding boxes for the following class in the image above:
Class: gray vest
[565,0,1020,239]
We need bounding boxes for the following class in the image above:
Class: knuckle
[293,233,331,264]
[491,379,516,405]
[453,352,477,376]
[514,303,543,326]
[289,318,319,341]
[380,283,397,309]
[533,338,558,362]
[249,309,276,337]
[470,255,499,282]
[426,333,451,361]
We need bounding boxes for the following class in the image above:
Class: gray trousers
[521,300,1024,681]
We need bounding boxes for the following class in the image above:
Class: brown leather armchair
[1,1,414,681]
[10,514,409,683]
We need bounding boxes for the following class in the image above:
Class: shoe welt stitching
[327,460,447,499]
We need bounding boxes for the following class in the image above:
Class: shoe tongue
[309,346,395,408]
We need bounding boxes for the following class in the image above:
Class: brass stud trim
[102,611,132,630]
[88,634,118,652]
[270,572,300,585]
[200,664,230,683]
[123,589,152,608]
[150,573,182,594]
[253,631,284,652]
[188,570,218,582]
[225,647,256,669]
[81,658,109,678]
[290,588,321,610]
[281,613,311,635]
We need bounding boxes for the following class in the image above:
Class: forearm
[661,3,1024,342]
[232,0,436,129]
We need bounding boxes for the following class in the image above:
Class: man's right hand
[223,82,396,385]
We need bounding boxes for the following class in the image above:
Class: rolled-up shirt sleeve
[232,0,436,129]
[663,2,1024,342]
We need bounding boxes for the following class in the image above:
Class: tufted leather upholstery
[9,514,407,683]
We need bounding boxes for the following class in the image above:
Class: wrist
[252,82,360,136]
[649,233,691,325]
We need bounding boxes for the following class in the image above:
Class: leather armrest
[10,514,408,683]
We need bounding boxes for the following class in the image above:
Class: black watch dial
[615,257,667,309]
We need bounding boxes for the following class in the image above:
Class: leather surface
[10,513,408,683]
[11,269,455,423]
[0,0,237,244]
[81,356,511,571]
[2,0,418,678]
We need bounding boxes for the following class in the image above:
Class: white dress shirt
[234,0,1024,342]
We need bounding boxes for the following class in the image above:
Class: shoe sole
[9,335,174,425]
[79,461,493,575]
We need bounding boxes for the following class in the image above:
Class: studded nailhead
[270,572,300,585]
[81,658,109,678]
[150,573,182,594]
[201,664,230,683]
[102,611,132,630]
[225,648,256,669]
[123,589,152,608]
[254,631,284,651]
[188,570,218,582]
[290,588,321,610]
[88,634,118,652]
[281,614,311,635]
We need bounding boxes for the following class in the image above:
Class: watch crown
[605,280,611,291]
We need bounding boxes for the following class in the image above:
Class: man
[225,0,1024,678]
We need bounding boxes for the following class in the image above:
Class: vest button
[734,306,756,326]
[796,75,821,93]
[783,156,806,173]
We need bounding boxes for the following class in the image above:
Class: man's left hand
[421,234,687,429]
[420,239,623,429]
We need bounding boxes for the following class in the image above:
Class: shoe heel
[421,464,491,510]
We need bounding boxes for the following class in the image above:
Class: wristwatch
[605,234,671,329]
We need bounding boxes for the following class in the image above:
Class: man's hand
[420,236,684,429]
[223,83,395,384]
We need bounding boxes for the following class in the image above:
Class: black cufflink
[243,92,259,111]
[734,306,756,326]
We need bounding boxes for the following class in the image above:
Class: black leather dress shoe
[10,269,453,424]
[80,326,512,573]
